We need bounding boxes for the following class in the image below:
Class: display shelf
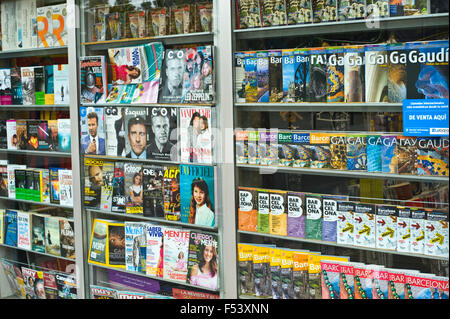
[87,208,218,232]
[238,230,449,262]
[236,164,449,183]
[81,103,214,108]
[0,195,73,210]
[235,102,403,113]
[0,105,70,110]
[0,46,68,59]
[234,13,449,40]
[0,149,71,158]
[0,243,76,262]
[84,154,216,167]
[82,32,214,51]
[88,262,220,293]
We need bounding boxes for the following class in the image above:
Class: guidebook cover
[326,46,345,103]
[238,186,258,232]
[268,50,283,102]
[365,44,388,102]
[308,47,327,102]
[344,45,365,103]
[180,165,215,227]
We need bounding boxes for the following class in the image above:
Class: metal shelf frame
[0,46,68,59]
[235,102,403,113]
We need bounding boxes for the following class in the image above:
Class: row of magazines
[0,258,76,299]
[235,129,449,176]
[237,243,449,299]
[80,42,215,105]
[234,40,449,104]
[88,219,219,291]
[235,0,446,29]
[237,186,449,257]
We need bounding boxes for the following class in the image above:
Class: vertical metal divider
[67,0,86,298]
[214,0,238,298]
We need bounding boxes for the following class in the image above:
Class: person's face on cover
[88,117,98,138]
[203,245,214,263]
[129,123,147,156]
[90,166,103,186]
[152,116,170,146]
[35,280,46,299]
[192,116,201,133]
[193,185,206,206]
[166,58,184,89]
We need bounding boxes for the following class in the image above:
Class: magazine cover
[338,0,365,20]
[0,68,12,105]
[37,6,53,47]
[406,40,449,100]
[287,0,313,24]
[309,132,331,168]
[104,106,124,157]
[238,187,258,232]
[353,203,376,248]
[17,211,31,251]
[53,64,69,104]
[43,273,59,299]
[131,81,159,104]
[31,213,45,253]
[308,47,327,102]
[182,46,215,104]
[90,285,118,299]
[100,160,114,211]
[312,0,338,23]
[237,243,255,295]
[375,205,398,250]
[57,118,71,153]
[21,67,35,105]
[277,131,294,167]
[305,194,323,240]
[108,222,126,267]
[256,50,269,103]
[261,0,287,26]
[344,45,365,102]
[388,42,408,103]
[142,165,164,218]
[326,46,345,103]
[180,106,213,164]
[365,43,388,102]
[244,51,258,103]
[252,245,272,297]
[123,107,149,159]
[124,162,143,215]
[236,0,262,29]
[80,106,105,155]
[55,273,77,299]
[146,223,164,277]
[4,210,18,246]
[162,166,180,222]
[257,188,270,234]
[336,201,356,245]
[269,248,282,299]
[159,49,186,104]
[235,130,249,164]
[88,219,108,265]
[52,3,68,46]
[187,231,219,290]
[287,191,306,238]
[235,52,247,103]
[10,67,23,105]
[60,219,75,259]
[259,130,278,166]
[329,133,347,170]
[58,169,73,207]
[125,221,147,273]
[397,136,418,175]
[108,45,145,85]
[268,50,283,102]
[163,227,190,282]
[147,106,178,162]
[45,216,61,256]
[112,161,126,213]
[21,267,45,299]
[346,134,367,171]
[180,165,215,226]
[269,190,287,236]
[84,157,103,209]
[381,135,398,174]
[80,56,108,104]
[367,134,382,172]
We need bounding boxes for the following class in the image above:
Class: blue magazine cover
[4,210,18,247]
[180,165,215,227]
